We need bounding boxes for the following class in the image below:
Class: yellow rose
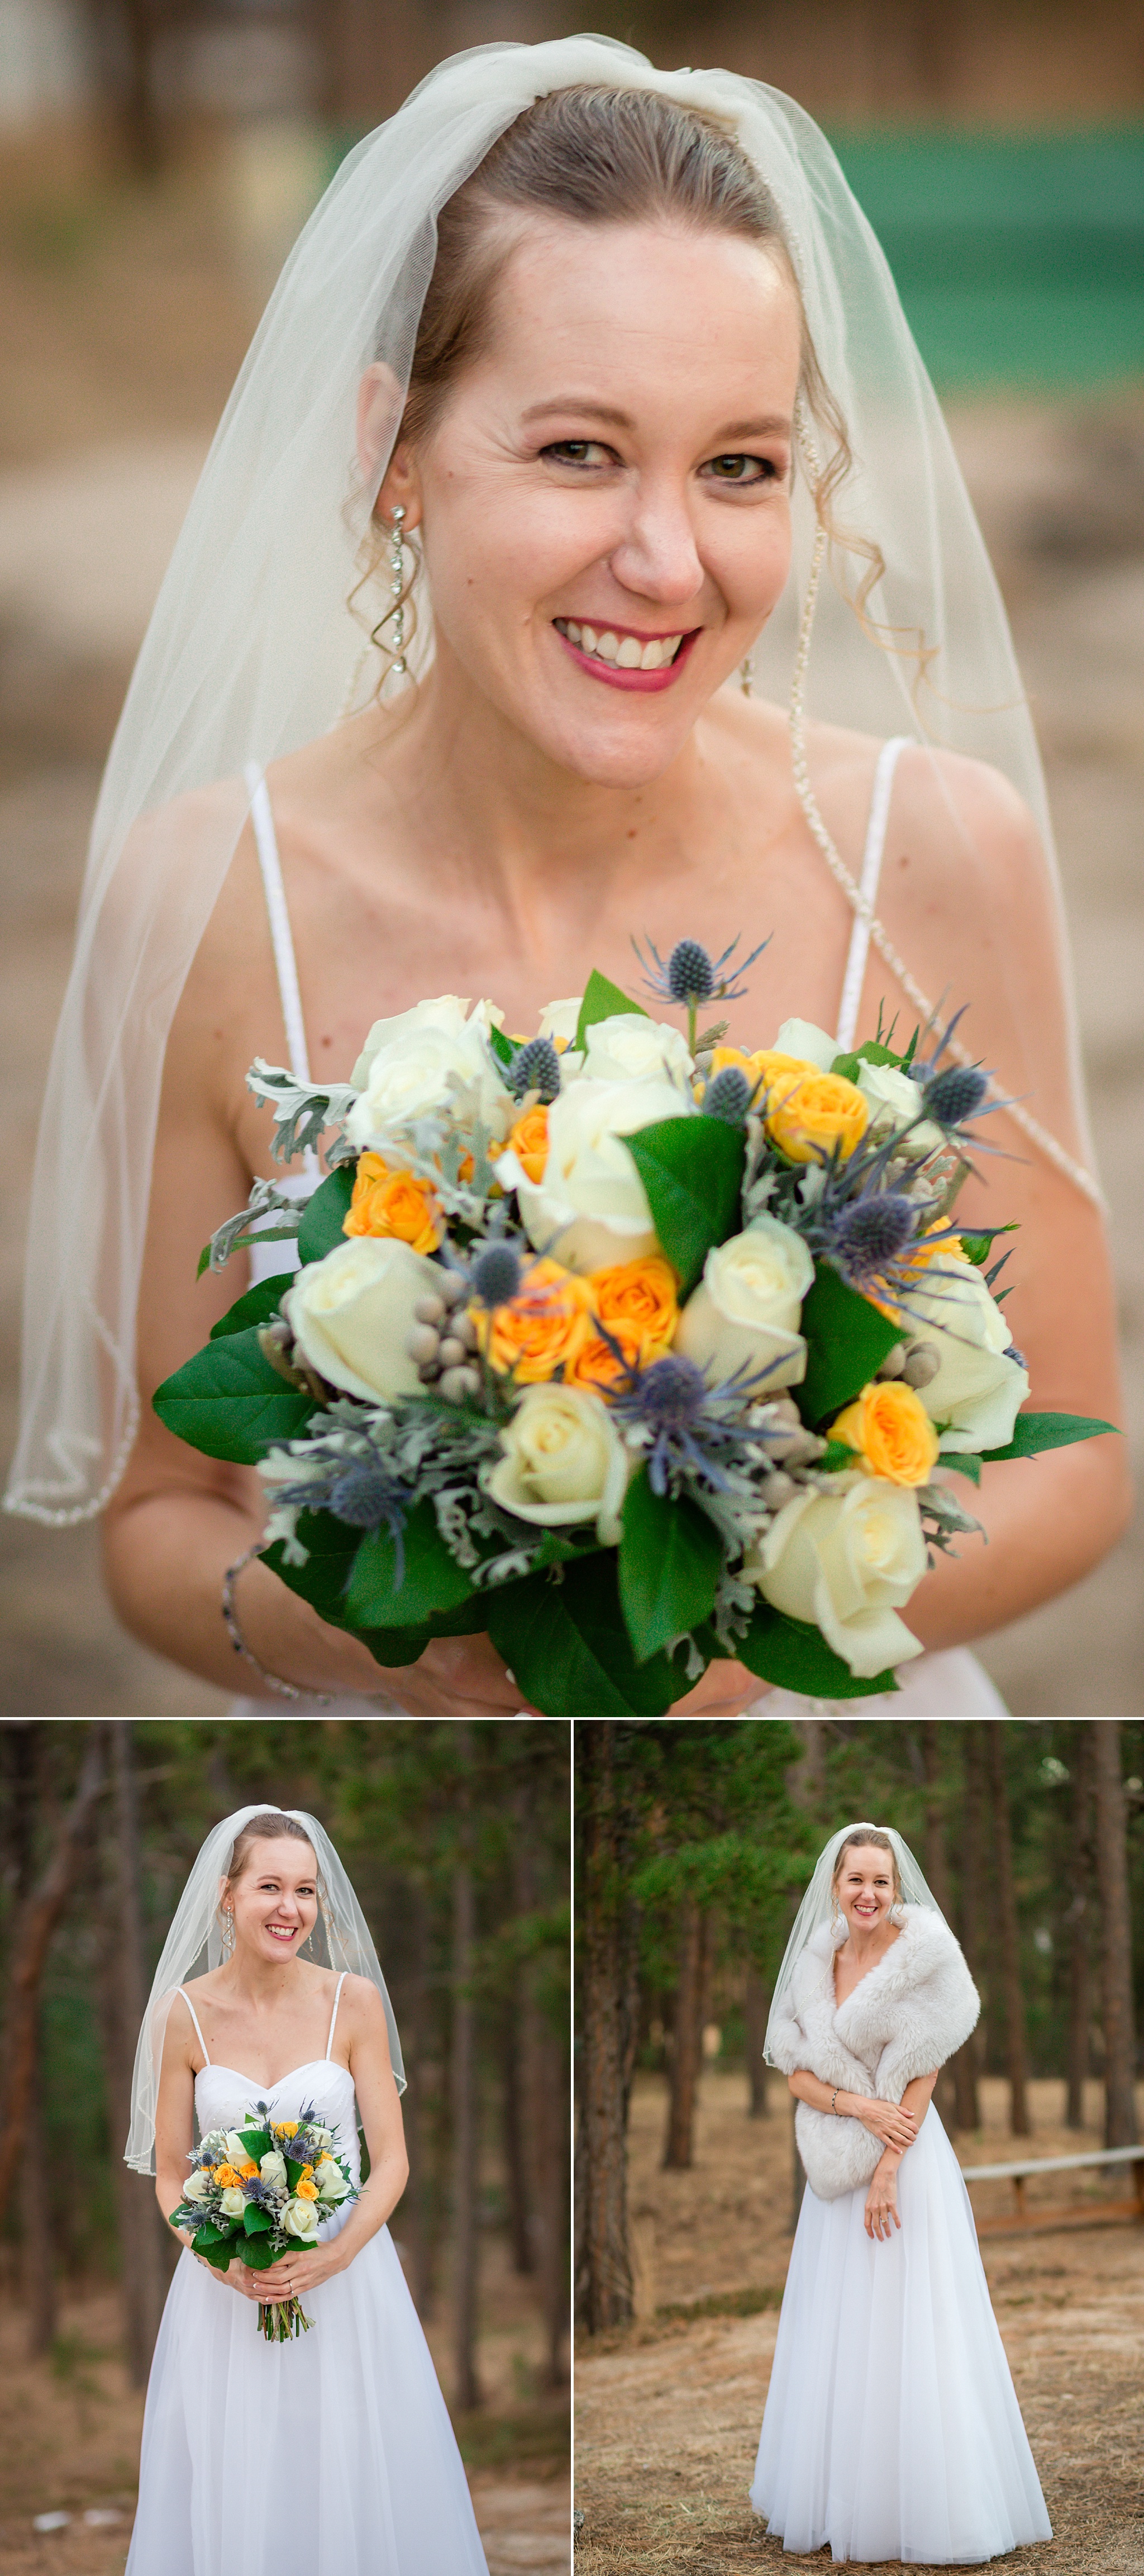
[830,1381,940,1486]
[238,2159,259,2180]
[213,2163,240,2189]
[295,2176,319,2201]
[275,2121,299,2140]
[471,1257,592,1384]
[588,1253,678,1352]
[342,1152,442,1256]
[506,1104,550,1185]
[765,1070,869,1164]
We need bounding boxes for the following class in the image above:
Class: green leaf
[738,1601,899,1699]
[819,1438,859,1471]
[243,2203,273,2236]
[574,968,648,1052]
[830,1038,901,1078]
[937,1451,983,1484]
[344,1498,476,1630]
[618,1471,723,1662]
[958,1223,1019,1268]
[263,1510,359,1626]
[486,1558,680,1715]
[980,1409,1121,1463]
[488,1023,516,1067]
[236,2233,278,2272]
[298,1164,356,1264]
[154,1329,315,1463]
[190,2225,233,2269]
[624,1117,745,1297]
[208,1273,295,1339]
[239,2127,271,2159]
[796,1261,904,1428]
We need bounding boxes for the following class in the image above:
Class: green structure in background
[832,126,1144,389]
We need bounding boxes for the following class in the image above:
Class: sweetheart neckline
[194,2057,354,2091]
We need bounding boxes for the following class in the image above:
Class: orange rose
[830,1380,940,1486]
[507,1104,550,1185]
[472,1257,592,1383]
[765,1070,869,1165]
[343,1152,442,1256]
[294,2176,319,2201]
[213,2164,239,2189]
[239,2160,259,2180]
[868,1225,967,1322]
[564,1317,646,1394]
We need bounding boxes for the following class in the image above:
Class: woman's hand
[256,2242,345,2299]
[851,2097,918,2153]
[195,2254,260,2297]
[865,2159,901,2243]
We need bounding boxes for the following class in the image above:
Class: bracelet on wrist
[222,1544,335,1707]
[830,2086,840,2116]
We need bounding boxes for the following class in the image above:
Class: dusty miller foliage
[260,1395,535,1590]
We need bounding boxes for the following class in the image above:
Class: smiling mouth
[553,617,689,673]
[266,1924,297,1943]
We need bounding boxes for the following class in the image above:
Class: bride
[754,1822,1052,2563]
[125,1805,489,2574]
[5,40,1128,1714]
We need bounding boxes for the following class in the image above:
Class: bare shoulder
[342,1972,395,2057]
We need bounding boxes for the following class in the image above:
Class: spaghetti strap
[177,1986,210,2065]
[244,760,313,1087]
[325,1970,347,2060]
[835,736,911,1053]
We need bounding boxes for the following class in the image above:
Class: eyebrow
[520,398,792,440]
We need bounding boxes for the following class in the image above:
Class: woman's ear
[357,362,422,531]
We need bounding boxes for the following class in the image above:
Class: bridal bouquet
[170,2103,356,2340]
[155,937,1114,1714]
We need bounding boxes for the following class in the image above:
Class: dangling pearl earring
[387,503,409,681]
[740,652,754,697]
[222,1907,235,1959]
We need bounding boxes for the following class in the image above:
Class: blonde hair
[224,1810,317,1890]
[355,83,875,689]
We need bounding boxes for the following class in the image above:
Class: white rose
[346,995,511,1146]
[316,2163,351,2204]
[582,1013,693,1092]
[746,1480,927,1680]
[259,2150,288,2188]
[485,1384,632,1546]
[537,996,583,1046]
[308,2125,333,2148]
[282,2195,321,2241]
[773,1017,837,1071]
[674,1220,813,1392]
[222,2131,249,2166]
[284,1235,443,1404]
[218,2186,247,2220]
[855,1059,943,1157]
[904,1255,1031,1452]
[516,1075,690,1273]
[183,2170,213,2204]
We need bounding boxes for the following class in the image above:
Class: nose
[608,472,705,611]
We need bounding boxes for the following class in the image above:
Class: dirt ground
[0,2245,570,2573]
[0,132,1141,1713]
[574,2069,1144,2574]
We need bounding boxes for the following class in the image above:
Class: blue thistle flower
[470,1243,522,1309]
[607,1348,791,1496]
[632,929,771,1042]
[921,1063,989,1127]
[507,1036,561,1102]
[828,1193,919,1285]
[667,939,716,1004]
[702,1066,751,1124]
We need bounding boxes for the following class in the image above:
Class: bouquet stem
[258,2296,313,2342]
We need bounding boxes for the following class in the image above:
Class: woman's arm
[255,1981,408,2300]
[787,2067,919,2152]
[152,1996,259,2296]
[864,2071,938,2241]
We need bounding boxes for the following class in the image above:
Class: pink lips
[554,624,698,693]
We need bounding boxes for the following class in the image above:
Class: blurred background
[0,1716,569,2571]
[575,1715,1143,2573]
[1,0,1142,1713]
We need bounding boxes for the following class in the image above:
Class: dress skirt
[126,2223,489,2576]
[750,2110,1051,2564]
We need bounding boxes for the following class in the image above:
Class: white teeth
[556,619,684,670]
[640,638,664,669]
[566,621,581,643]
[596,631,619,662]
[616,635,642,668]
[580,623,598,652]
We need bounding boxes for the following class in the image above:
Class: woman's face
[223,1837,319,1967]
[375,217,802,788]
[834,1843,897,1934]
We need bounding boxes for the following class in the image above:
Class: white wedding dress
[750,2103,1051,2564]
[126,1980,489,2575]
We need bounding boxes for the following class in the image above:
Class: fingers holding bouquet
[155,944,1119,1715]
[170,2104,357,2341]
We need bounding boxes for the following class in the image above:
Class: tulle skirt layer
[750,2112,1051,2564]
[126,2227,488,2576]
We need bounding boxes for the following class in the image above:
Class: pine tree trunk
[576,1722,634,2333]
[1066,1723,1094,2130]
[502,2008,532,2276]
[743,1963,770,2117]
[513,1782,568,2380]
[0,1729,106,2209]
[1092,1723,1138,2149]
[988,1725,1029,2137]
[952,1726,983,2133]
[9,1728,56,2357]
[662,1899,706,2170]
[451,1725,480,2412]
[921,1724,957,2130]
[399,1878,435,2320]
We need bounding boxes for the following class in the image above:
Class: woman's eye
[703,454,778,484]
[541,439,612,468]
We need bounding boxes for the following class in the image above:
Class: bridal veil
[5,34,1097,1523]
